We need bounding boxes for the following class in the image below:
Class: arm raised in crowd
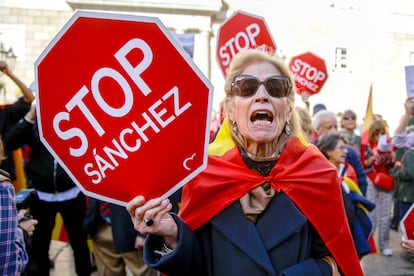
[0,60,34,103]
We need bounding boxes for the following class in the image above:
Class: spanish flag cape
[179,119,363,276]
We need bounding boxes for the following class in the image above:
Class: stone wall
[0,4,72,100]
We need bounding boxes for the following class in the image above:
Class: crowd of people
[1,47,414,275]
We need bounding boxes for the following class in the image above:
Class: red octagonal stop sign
[216,10,276,77]
[35,10,213,206]
[289,52,328,95]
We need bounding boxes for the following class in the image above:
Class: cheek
[273,100,290,122]
[274,112,287,125]
[232,100,249,121]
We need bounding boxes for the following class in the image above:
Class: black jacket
[0,97,31,180]
[3,119,76,193]
[83,198,141,253]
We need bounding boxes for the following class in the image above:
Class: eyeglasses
[336,145,348,151]
[231,75,292,98]
[343,116,356,120]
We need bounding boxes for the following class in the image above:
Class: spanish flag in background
[361,83,374,144]
[359,83,377,253]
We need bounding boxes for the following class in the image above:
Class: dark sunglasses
[231,75,292,98]
[343,116,356,120]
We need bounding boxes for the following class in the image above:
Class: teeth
[253,120,271,126]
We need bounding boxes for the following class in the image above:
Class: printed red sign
[401,203,414,240]
[289,52,328,95]
[216,10,276,76]
[35,10,213,206]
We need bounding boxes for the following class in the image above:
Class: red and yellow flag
[362,83,374,144]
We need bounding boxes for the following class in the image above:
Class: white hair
[312,110,337,130]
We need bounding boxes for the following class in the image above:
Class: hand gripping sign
[35,10,213,206]
[289,52,328,95]
[216,10,276,77]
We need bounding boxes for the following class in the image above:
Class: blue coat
[145,193,332,276]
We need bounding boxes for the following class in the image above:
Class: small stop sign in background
[289,52,328,95]
[35,10,213,206]
[216,10,276,77]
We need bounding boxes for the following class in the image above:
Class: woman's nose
[254,84,270,101]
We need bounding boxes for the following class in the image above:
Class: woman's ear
[287,105,293,121]
[224,97,235,121]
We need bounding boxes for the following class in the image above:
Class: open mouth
[251,111,273,126]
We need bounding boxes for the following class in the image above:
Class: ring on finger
[143,218,154,226]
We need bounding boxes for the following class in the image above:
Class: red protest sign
[401,203,414,240]
[289,52,328,95]
[35,10,213,206]
[216,10,276,76]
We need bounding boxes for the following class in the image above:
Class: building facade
[1,0,414,131]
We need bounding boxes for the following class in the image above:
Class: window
[335,47,348,70]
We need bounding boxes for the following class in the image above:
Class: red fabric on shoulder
[179,137,363,275]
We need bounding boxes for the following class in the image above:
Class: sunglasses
[343,116,356,120]
[231,75,292,98]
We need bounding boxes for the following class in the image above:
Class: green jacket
[396,148,414,203]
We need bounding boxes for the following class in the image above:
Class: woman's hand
[402,236,414,254]
[127,196,178,249]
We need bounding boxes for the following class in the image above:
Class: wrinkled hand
[126,196,178,249]
[402,236,414,254]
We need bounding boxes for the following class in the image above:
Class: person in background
[19,206,39,276]
[392,98,414,222]
[295,106,314,142]
[310,103,327,141]
[394,122,414,263]
[3,102,92,276]
[0,137,28,274]
[391,99,414,231]
[127,49,362,275]
[0,60,35,181]
[83,198,158,276]
[312,103,326,117]
[316,133,374,259]
[312,110,368,195]
[339,109,362,157]
[361,120,395,257]
[391,98,414,264]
